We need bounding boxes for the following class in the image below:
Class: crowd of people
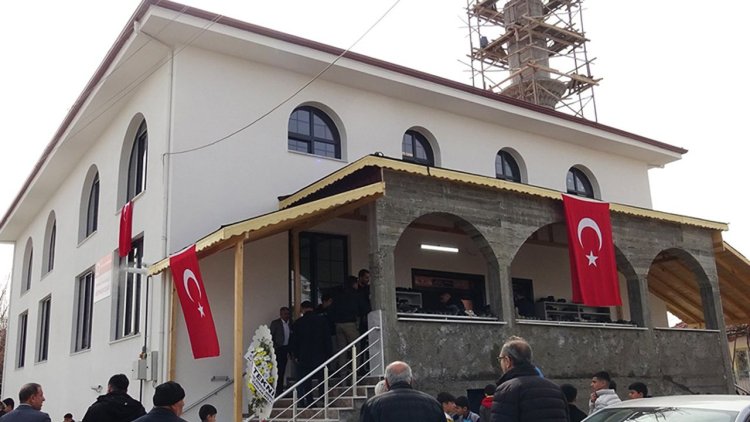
[360,336,652,422]
[0,376,217,422]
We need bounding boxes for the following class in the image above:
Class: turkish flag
[169,245,220,359]
[118,201,133,258]
[562,194,621,306]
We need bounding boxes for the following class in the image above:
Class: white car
[583,395,750,422]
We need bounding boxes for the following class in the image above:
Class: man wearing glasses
[490,336,568,422]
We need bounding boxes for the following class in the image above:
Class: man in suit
[290,301,332,407]
[0,383,51,422]
[269,306,292,397]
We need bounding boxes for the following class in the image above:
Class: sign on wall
[94,253,113,302]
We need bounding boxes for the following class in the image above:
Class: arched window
[127,121,148,201]
[402,130,434,166]
[496,150,521,182]
[43,213,56,275]
[287,106,341,159]
[21,239,33,292]
[86,173,99,237]
[567,167,594,198]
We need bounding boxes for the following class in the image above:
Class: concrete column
[627,271,652,329]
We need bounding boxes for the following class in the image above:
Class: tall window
[74,271,95,352]
[495,150,521,182]
[86,173,99,237]
[299,232,348,305]
[402,130,434,165]
[37,297,51,362]
[115,237,143,339]
[566,167,594,198]
[287,106,341,159]
[17,312,28,368]
[43,215,56,275]
[127,121,148,201]
[22,239,33,292]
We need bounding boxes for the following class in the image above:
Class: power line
[166,0,403,157]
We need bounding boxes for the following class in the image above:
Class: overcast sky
[1,0,748,290]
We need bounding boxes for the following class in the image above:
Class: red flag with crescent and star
[562,194,621,306]
[169,245,220,359]
[118,201,133,258]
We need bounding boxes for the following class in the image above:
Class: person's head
[560,383,577,404]
[321,293,333,308]
[2,398,14,411]
[108,374,129,393]
[347,275,359,290]
[439,292,451,303]
[279,306,291,321]
[198,404,217,422]
[498,336,533,374]
[484,384,495,397]
[591,371,611,392]
[455,396,470,417]
[300,301,314,314]
[374,380,388,396]
[358,269,370,286]
[437,392,456,415]
[384,361,413,388]
[18,383,44,410]
[63,413,74,422]
[628,382,648,399]
[153,381,186,416]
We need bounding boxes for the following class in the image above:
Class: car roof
[605,395,750,412]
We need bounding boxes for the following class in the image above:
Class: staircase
[246,327,384,422]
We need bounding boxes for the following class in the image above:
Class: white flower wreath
[244,325,278,419]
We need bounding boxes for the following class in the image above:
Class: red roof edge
[0,0,688,233]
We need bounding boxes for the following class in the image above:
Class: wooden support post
[168,271,177,381]
[234,240,244,422]
[292,230,301,317]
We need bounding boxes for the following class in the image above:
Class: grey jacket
[0,404,51,422]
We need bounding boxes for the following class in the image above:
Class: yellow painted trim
[148,182,385,275]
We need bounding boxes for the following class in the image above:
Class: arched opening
[566,165,600,199]
[647,248,718,329]
[495,148,526,183]
[393,212,499,319]
[510,222,638,325]
[42,211,56,276]
[78,165,100,242]
[21,238,33,292]
[117,114,148,207]
[402,127,440,167]
[287,104,343,159]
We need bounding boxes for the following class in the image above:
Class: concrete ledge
[397,313,506,325]
[654,327,720,333]
[517,319,646,330]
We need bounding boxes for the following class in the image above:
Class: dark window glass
[127,121,148,201]
[75,271,95,351]
[495,151,521,182]
[566,167,594,198]
[17,312,28,368]
[46,223,56,273]
[37,297,51,362]
[116,237,143,339]
[23,248,32,292]
[299,233,348,305]
[86,174,99,237]
[402,130,434,165]
[287,107,340,159]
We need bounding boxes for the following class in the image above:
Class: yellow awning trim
[148,182,385,275]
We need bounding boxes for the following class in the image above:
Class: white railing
[248,326,383,421]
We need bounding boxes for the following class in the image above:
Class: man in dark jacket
[133,382,186,422]
[290,301,332,407]
[359,361,445,422]
[560,384,587,422]
[0,383,50,422]
[82,374,146,422]
[491,336,568,422]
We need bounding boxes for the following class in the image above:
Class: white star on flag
[586,251,598,266]
[198,303,205,317]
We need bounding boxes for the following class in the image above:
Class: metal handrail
[183,377,234,413]
[248,325,383,421]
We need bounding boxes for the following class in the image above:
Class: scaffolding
[466,0,599,120]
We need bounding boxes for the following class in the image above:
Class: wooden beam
[647,281,702,323]
[168,271,177,381]
[292,230,301,318]
[233,240,244,422]
[648,269,707,319]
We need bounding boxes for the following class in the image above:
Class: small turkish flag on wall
[562,194,622,306]
[118,201,133,258]
[169,245,220,359]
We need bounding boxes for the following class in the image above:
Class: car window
[584,407,739,422]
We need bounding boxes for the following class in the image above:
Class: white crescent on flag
[183,269,203,303]
[576,217,603,251]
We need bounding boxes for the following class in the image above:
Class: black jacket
[568,403,587,422]
[359,381,445,422]
[289,311,332,366]
[132,408,186,422]
[491,364,569,422]
[82,391,146,422]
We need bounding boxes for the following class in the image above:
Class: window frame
[17,311,28,368]
[85,173,100,237]
[114,237,143,340]
[22,240,33,293]
[36,296,51,362]
[495,150,521,182]
[566,167,594,198]
[287,106,341,159]
[46,222,56,274]
[74,270,95,352]
[126,121,148,201]
[402,130,434,166]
